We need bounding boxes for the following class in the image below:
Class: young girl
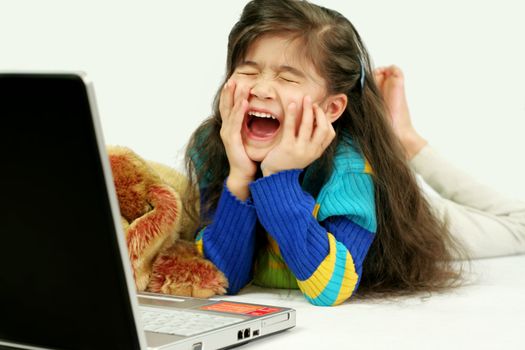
[184,0,462,306]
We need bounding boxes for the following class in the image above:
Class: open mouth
[245,111,281,139]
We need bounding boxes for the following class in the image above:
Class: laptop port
[244,328,251,338]
[237,330,244,340]
[253,330,260,337]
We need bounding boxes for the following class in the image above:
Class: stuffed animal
[107,146,228,298]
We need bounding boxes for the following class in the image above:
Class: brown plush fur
[107,146,227,297]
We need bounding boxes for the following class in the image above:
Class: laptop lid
[0,73,147,350]
[0,73,296,350]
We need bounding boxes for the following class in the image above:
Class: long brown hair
[184,0,465,296]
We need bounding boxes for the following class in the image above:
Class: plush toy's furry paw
[107,146,226,297]
[147,240,228,298]
[108,146,182,291]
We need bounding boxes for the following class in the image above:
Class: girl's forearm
[196,183,257,294]
[249,170,375,306]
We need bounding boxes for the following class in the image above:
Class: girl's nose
[249,79,275,100]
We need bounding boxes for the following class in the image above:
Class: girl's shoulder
[301,135,372,194]
[332,137,372,175]
[315,137,376,228]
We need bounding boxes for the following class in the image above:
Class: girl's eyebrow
[240,60,306,78]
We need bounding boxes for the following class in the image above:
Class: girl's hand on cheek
[219,80,257,199]
[260,95,336,177]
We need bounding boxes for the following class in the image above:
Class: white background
[2,0,524,200]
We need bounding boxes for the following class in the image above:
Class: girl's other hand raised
[219,79,257,200]
[260,95,335,177]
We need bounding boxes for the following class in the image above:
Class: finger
[233,80,248,105]
[311,104,331,147]
[321,106,336,148]
[283,102,298,139]
[230,84,249,119]
[219,79,235,120]
[232,99,249,132]
[220,97,247,146]
[298,95,314,140]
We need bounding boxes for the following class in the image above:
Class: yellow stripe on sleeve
[195,228,205,256]
[364,159,373,175]
[296,233,359,306]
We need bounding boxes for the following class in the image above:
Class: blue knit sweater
[195,139,376,306]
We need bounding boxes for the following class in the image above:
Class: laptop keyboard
[140,307,244,337]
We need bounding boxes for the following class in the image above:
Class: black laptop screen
[0,74,141,350]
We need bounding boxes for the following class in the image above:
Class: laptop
[0,72,295,350]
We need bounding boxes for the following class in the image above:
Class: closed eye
[280,76,298,84]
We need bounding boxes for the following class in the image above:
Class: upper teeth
[248,111,276,119]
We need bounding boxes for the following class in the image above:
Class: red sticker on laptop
[200,302,281,316]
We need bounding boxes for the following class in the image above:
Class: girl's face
[232,34,330,162]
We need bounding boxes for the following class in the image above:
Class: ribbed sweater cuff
[249,169,329,279]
